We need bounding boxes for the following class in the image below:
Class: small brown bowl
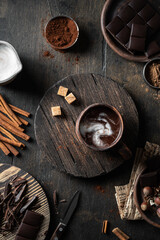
[143,58,160,90]
[75,103,124,151]
[45,15,79,50]
[134,168,160,228]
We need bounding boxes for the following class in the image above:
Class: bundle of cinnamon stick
[0,94,31,156]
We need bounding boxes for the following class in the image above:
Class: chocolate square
[140,171,158,187]
[138,4,155,22]
[116,26,131,44]
[128,0,146,12]
[118,5,136,23]
[147,13,160,31]
[128,36,145,52]
[15,236,31,240]
[146,41,160,57]
[127,15,145,28]
[17,223,39,239]
[22,210,44,227]
[106,16,124,35]
[131,23,147,37]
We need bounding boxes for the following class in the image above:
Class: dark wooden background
[0,0,160,239]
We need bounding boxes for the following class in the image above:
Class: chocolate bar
[17,223,39,239]
[22,210,44,227]
[106,0,160,54]
[15,210,44,240]
[128,24,146,52]
[140,171,158,187]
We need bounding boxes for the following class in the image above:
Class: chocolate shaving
[20,195,37,214]
[12,178,27,187]
[4,182,11,199]
[15,184,27,203]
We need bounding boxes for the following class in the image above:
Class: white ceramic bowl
[0,41,22,85]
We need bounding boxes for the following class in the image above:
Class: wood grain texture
[0,164,50,240]
[35,74,139,178]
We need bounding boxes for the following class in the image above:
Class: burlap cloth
[115,142,160,220]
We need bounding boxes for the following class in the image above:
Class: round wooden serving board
[0,164,50,240]
[35,74,139,178]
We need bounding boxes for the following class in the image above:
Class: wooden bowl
[101,0,149,62]
[134,168,160,228]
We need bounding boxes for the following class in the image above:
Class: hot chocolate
[79,106,122,149]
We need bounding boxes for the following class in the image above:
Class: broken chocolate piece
[4,182,11,199]
[16,222,39,239]
[140,171,158,187]
[128,24,146,52]
[22,210,44,227]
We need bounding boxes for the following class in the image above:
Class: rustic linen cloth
[115,142,160,220]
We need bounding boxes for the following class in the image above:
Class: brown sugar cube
[65,93,76,104]
[57,86,68,97]
[51,106,61,116]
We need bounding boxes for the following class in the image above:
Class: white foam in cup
[0,41,22,85]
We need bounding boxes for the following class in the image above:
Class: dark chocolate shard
[4,182,11,199]
[12,178,27,188]
[16,222,39,239]
[20,195,38,214]
[15,184,27,203]
[140,171,158,187]
[22,210,44,227]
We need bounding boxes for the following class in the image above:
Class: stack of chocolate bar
[106,0,160,57]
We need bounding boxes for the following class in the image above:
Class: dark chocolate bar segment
[138,4,155,22]
[127,15,145,28]
[128,24,146,52]
[147,13,160,32]
[118,5,136,23]
[107,16,124,35]
[128,0,146,12]
[140,171,158,187]
[116,26,131,44]
[17,223,39,239]
[146,41,160,57]
[22,210,44,227]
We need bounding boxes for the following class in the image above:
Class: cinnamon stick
[0,106,29,126]
[3,142,19,156]
[0,126,25,148]
[0,141,10,155]
[0,95,22,126]
[0,112,24,132]
[9,104,30,118]
[102,220,108,234]
[18,116,29,126]
[112,228,130,240]
[0,118,30,141]
[0,134,23,148]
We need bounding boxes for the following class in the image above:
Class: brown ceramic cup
[76,103,132,160]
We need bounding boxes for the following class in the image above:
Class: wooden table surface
[0,0,160,239]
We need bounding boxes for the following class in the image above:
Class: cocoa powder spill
[43,50,54,58]
[46,17,78,48]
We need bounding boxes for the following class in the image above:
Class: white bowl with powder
[0,41,22,85]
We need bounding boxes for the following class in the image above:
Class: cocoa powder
[45,17,78,49]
